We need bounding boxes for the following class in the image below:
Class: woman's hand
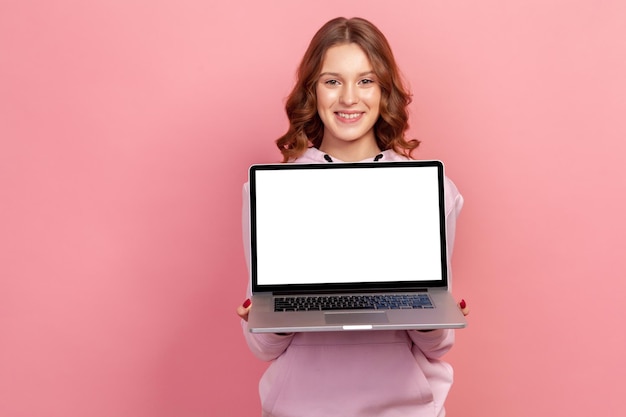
[236,298,252,322]
[458,299,469,316]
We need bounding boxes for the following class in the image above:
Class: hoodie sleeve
[443,176,464,291]
[407,328,455,359]
[408,176,463,360]
[240,183,294,361]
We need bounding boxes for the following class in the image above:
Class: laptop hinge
[273,288,429,296]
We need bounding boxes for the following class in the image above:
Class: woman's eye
[360,79,375,85]
[325,79,340,86]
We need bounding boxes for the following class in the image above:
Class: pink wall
[2,1,625,415]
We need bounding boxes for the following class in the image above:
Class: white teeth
[337,112,361,119]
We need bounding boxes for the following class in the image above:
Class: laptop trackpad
[324,312,389,325]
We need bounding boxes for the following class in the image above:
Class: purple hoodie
[241,148,464,417]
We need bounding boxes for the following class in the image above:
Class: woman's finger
[459,299,470,316]
[236,298,252,321]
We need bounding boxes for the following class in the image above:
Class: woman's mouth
[335,112,363,122]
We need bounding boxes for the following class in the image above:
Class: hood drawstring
[323,153,384,163]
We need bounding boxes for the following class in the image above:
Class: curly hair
[276,17,419,162]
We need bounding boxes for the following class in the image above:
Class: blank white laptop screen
[253,165,443,286]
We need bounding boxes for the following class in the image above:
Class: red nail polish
[242,299,251,308]
[460,299,467,309]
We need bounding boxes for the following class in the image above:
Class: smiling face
[316,43,382,161]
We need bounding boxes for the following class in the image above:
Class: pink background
[2,1,625,415]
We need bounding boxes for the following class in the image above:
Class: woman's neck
[318,141,382,162]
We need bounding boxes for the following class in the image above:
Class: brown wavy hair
[276,17,419,162]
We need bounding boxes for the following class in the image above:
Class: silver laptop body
[247,160,467,333]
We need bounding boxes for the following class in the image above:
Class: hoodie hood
[293,147,410,164]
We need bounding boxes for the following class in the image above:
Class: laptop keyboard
[274,294,433,312]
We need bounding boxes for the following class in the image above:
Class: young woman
[237,17,468,417]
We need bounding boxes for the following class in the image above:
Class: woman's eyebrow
[318,71,375,77]
[318,72,340,77]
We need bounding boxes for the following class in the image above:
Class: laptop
[246,160,467,333]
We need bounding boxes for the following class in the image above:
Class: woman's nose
[339,85,359,105]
